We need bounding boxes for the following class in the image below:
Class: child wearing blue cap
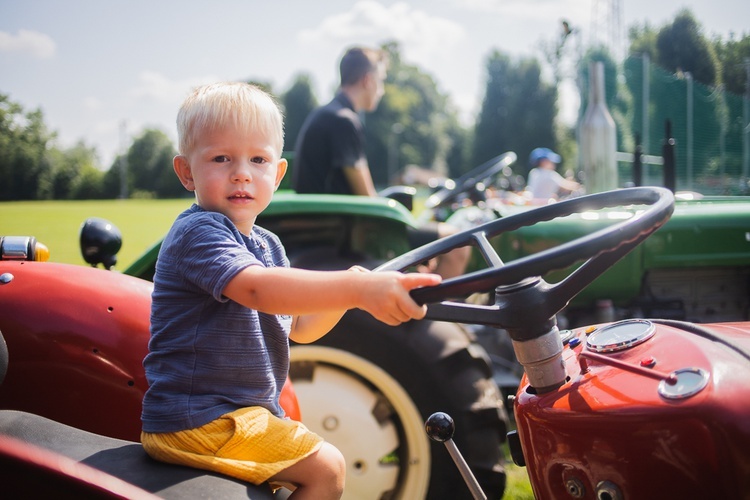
[526,147,581,200]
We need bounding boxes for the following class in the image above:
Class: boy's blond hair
[177,82,284,157]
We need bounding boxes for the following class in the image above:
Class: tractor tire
[289,309,508,500]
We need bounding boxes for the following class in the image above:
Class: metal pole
[685,71,693,191]
[743,57,750,189]
[663,120,676,193]
[119,120,128,200]
[444,439,487,500]
[643,53,650,183]
[719,84,727,191]
[633,133,642,186]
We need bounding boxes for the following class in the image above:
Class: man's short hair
[339,47,388,87]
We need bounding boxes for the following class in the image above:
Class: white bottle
[580,61,618,193]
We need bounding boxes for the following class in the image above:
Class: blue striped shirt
[141,204,292,433]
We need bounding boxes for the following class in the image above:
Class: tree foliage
[472,50,557,175]
[282,74,318,152]
[124,129,181,198]
[629,9,722,87]
[365,41,466,185]
[0,94,55,201]
[655,10,721,86]
[713,33,750,95]
[2,8,746,200]
[625,10,749,191]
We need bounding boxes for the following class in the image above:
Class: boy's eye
[251,156,267,164]
[213,155,230,163]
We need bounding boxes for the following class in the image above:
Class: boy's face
[539,158,556,170]
[173,125,287,235]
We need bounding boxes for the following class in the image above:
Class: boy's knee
[320,443,346,491]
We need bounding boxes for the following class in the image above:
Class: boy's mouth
[228,191,253,200]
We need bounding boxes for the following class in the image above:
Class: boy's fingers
[401,272,442,290]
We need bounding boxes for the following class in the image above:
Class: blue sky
[1,0,746,168]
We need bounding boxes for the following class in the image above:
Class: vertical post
[743,57,750,191]
[663,120,676,193]
[642,53,650,183]
[633,133,642,186]
[119,120,128,200]
[685,71,693,191]
[719,84,727,191]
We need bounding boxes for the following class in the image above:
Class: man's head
[339,47,388,112]
[176,81,285,158]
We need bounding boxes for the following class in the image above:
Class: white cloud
[0,29,56,58]
[298,0,464,63]
[83,96,102,111]
[129,71,222,106]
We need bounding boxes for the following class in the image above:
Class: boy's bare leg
[270,442,346,500]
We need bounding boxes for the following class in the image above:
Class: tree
[365,41,466,186]
[655,9,721,86]
[0,94,55,200]
[69,161,105,199]
[282,74,318,152]
[625,11,743,189]
[628,22,659,60]
[472,50,557,176]
[40,141,102,199]
[713,33,750,95]
[124,129,179,198]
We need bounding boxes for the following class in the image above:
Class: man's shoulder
[315,97,357,122]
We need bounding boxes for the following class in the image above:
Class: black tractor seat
[0,410,274,499]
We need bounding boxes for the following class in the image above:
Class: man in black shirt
[293,46,469,279]
[293,47,385,196]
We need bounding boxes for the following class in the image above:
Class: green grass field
[0,199,194,268]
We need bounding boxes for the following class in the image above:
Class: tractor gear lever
[425,412,487,500]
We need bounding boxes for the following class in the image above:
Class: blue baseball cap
[529,147,561,166]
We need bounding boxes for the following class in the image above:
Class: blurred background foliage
[1,8,748,201]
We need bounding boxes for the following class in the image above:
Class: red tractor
[1,186,749,499]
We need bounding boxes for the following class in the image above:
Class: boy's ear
[173,155,195,191]
[274,157,288,190]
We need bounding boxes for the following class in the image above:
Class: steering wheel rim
[377,187,675,311]
[423,152,517,210]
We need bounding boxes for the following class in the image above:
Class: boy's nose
[232,163,253,183]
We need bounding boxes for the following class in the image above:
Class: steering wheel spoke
[472,231,504,268]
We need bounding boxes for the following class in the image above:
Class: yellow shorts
[141,406,323,485]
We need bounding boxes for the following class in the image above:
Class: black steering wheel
[423,152,517,210]
[377,187,675,336]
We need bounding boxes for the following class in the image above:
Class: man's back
[292,93,365,195]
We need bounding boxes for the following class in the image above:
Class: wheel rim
[290,345,430,499]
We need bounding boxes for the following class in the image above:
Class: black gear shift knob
[424,411,487,499]
[425,412,455,442]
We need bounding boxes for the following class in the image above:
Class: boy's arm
[222,266,441,343]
